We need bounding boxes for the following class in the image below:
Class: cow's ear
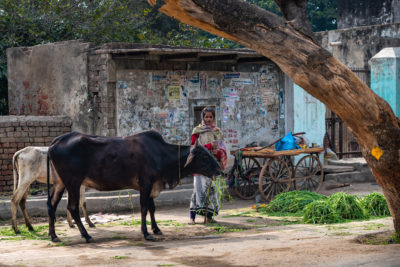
[184,145,196,167]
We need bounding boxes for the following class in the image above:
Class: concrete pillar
[370,47,400,117]
[284,74,294,134]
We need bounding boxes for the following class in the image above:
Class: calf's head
[184,145,222,178]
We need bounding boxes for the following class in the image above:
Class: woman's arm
[191,133,213,150]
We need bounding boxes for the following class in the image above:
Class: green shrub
[266,190,327,214]
[328,192,369,220]
[393,232,400,243]
[303,200,341,224]
[361,192,391,217]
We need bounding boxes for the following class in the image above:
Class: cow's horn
[184,145,195,167]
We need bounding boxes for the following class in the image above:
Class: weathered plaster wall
[115,65,284,154]
[338,0,400,29]
[284,78,326,161]
[281,83,326,165]
[317,23,400,69]
[293,84,326,147]
[370,47,400,117]
[7,41,92,133]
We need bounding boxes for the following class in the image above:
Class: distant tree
[0,0,336,114]
[307,0,337,31]
[247,0,337,31]
[0,0,235,115]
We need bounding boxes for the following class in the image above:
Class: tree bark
[148,0,400,235]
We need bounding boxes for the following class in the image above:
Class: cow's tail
[12,151,20,192]
[47,152,56,221]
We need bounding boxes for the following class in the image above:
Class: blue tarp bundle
[275,132,300,151]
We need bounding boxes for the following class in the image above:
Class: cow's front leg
[66,185,93,243]
[140,187,154,241]
[149,198,162,235]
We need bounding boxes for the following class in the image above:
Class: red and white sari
[189,122,227,218]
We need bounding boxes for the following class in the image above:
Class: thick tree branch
[148,0,399,145]
[149,0,287,47]
[149,0,400,235]
[148,0,400,170]
[274,0,315,40]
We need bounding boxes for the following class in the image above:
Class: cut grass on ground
[0,225,49,241]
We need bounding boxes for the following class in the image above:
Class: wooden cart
[229,147,324,201]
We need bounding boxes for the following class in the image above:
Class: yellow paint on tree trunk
[371,147,383,160]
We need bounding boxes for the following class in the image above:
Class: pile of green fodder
[328,192,369,220]
[264,190,327,215]
[302,200,340,224]
[259,191,390,224]
[360,192,391,217]
[304,192,369,224]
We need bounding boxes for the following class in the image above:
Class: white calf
[11,146,94,234]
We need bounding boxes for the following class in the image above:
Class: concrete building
[5,0,400,169]
[301,0,400,158]
[7,43,287,156]
[338,0,400,29]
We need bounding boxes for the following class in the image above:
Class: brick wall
[0,116,72,192]
[88,52,116,136]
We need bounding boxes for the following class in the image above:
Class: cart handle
[254,132,306,152]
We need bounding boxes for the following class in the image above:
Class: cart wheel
[294,155,324,192]
[234,157,261,200]
[258,158,291,202]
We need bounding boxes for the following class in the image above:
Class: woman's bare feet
[205,217,216,223]
[188,219,196,225]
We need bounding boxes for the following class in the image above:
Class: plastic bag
[294,135,310,147]
[275,132,300,151]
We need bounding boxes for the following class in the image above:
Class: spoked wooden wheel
[294,155,324,192]
[258,157,291,202]
[234,157,261,200]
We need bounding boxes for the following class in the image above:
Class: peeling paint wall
[338,0,400,29]
[7,41,92,133]
[6,40,285,152]
[116,65,283,154]
[293,84,326,146]
[317,23,400,69]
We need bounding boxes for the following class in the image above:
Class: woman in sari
[189,106,227,224]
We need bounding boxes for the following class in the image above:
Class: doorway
[188,99,220,135]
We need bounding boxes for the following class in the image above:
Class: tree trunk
[149,0,400,235]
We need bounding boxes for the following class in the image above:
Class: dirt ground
[1,182,399,267]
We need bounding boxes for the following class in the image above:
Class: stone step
[325,171,375,183]
[328,157,367,165]
[327,157,370,172]
[323,165,355,174]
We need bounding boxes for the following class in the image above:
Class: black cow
[47,130,221,242]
